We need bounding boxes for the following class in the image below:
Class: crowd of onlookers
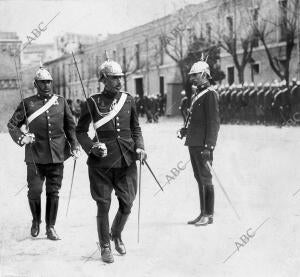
[134,94,166,123]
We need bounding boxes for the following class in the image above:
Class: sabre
[206,161,241,221]
[144,160,164,192]
[14,184,27,196]
[66,159,77,216]
[137,154,142,243]
[12,54,38,174]
[71,52,100,143]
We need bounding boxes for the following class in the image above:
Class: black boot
[187,185,205,224]
[97,215,114,263]
[195,186,210,226]
[28,199,41,237]
[45,196,60,240]
[187,215,202,224]
[111,211,129,255]
[205,185,214,224]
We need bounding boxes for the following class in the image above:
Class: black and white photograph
[0,0,300,276]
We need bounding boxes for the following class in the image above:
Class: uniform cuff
[18,134,25,146]
[204,144,215,150]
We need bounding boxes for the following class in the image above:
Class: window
[251,7,259,47]
[122,47,126,69]
[96,55,100,70]
[74,66,78,82]
[135,44,140,69]
[252,63,260,74]
[206,23,212,43]
[159,76,164,95]
[278,0,287,41]
[227,66,234,85]
[226,16,233,37]
[159,37,164,65]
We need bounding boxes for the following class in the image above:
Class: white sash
[93,93,127,130]
[27,95,58,124]
[190,88,209,109]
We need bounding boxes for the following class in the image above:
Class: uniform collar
[102,89,121,99]
[37,92,53,99]
[196,82,209,93]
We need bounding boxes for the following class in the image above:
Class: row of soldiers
[214,79,300,126]
[134,94,166,123]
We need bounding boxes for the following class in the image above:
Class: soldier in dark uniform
[179,90,189,123]
[178,60,220,226]
[273,80,290,126]
[290,80,300,123]
[263,83,276,125]
[7,67,79,240]
[255,83,269,124]
[76,60,146,263]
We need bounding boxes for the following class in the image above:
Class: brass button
[46,110,49,113]
[117,129,120,132]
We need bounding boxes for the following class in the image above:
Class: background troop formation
[215,80,300,126]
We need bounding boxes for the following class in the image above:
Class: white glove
[71,146,81,160]
[21,133,35,145]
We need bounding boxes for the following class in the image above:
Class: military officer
[7,67,79,240]
[76,59,146,263]
[290,80,300,122]
[178,60,220,226]
[179,90,189,123]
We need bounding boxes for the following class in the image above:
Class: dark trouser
[27,163,63,227]
[27,163,64,200]
[188,147,214,216]
[88,163,137,246]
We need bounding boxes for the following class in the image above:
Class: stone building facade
[43,0,300,115]
[0,32,22,131]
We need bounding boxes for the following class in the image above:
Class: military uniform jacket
[7,93,78,164]
[76,90,144,168]
[185,86,220,150]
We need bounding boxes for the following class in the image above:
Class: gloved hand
[177,127,187,139]
[136,148,147,163]
[71,146,81,160]
[21,133,35,145]
[201,149,211,163]
[90,142,107,158]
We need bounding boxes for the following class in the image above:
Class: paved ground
[1,117,300,277]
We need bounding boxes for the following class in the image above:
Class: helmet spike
[105,50,110,61]
[200,52,205,61]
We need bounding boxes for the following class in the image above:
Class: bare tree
[215,0,256,84]
[250,0,299,83]
[159,7,199,90]
[122,46,146,92]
